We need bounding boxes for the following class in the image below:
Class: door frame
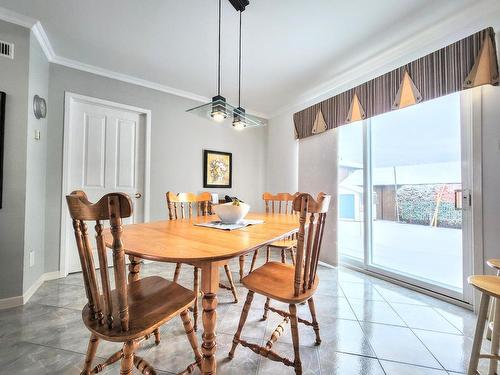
[59,92,152,277]
[340,90,483,307]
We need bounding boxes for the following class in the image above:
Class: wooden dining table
[105,212,300,375]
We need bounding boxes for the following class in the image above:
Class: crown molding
[0,6,271,119]
[31,21,55,61]
[270,0,500,119]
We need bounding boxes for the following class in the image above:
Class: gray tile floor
[0,253,490,374]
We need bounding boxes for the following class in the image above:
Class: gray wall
[45,64,268,273]
[23,31,49,292]
[0,21,29,299]
[266,112,298,193]
[298,131,338,266]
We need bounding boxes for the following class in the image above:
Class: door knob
[135,192,142,199]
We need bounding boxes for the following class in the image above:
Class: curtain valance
[293,27,499,140]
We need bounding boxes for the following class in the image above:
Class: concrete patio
[339,220,462,291]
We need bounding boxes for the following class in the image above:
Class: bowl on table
[212,202,250,224]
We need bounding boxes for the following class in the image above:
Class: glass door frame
[340,90,482,305]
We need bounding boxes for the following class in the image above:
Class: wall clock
[33,95,47,119]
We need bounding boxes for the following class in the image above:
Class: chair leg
[281,249,286,263]
[153,328,161,345]
[289,248,296,266]
[120,340,137,375]
[180,309,202,367]
[81,333,99,375]
[193,267,200,331]
[266,246,270,262]
[173,263,182,283]
[229,291,255,359]
[239,255,244,282]
[468,292,490,375]
[262,297,271,321]
[307,298,321,345]
[289,304,302,375]
[224,265,239,303]
[250,250,259,273]
[489,296,500,375]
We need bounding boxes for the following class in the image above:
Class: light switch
[34,129,40,140]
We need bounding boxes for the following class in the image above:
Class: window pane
[370,93,462,291]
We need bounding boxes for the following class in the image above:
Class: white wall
[0,20,29,299]
[23,31,49,293]
[45,64,268,274]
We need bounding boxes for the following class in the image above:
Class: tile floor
[0,253,491,374]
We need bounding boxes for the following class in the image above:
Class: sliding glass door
[338,92,471,301]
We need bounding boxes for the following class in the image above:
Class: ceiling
[0,0,484,116]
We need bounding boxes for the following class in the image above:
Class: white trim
[60,92,152,277]
[270,1,500,118]
[0,270,63,310]
[31,21,55,60]
[318,260,336,269]
[0,295,23,310]
[0,6,36,28]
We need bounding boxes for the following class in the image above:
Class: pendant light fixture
[210,0,227,122]
[186,0,265,129]
[232,11,245,130]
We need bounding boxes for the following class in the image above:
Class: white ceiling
[0,0,486,116]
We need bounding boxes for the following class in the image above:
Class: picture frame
[203,150,232,188]
[0,92,5,209]
[0,91,7,208]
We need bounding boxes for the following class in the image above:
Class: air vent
[0,40,14,59]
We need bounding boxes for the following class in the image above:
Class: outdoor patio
[339,220,462,291]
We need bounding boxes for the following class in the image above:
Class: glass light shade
[187,98,265,128]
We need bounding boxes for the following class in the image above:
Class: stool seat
[488,259,500,270]
[468,275,500,297]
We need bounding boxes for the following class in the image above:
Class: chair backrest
[166,191,212,220]
[262,192,298,214]
[66,191,133,331]
[292,192,331,297]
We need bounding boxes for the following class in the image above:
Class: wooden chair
[247,193,298,276]
[485,260,500,341]
[467,274,500,375]
[166,191,238,331]
[66,191,201,375]
[229,192,331,375]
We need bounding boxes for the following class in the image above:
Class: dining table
[105,212,300,375]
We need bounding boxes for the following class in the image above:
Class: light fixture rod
[238,11,242,106]
[217,0,222,96]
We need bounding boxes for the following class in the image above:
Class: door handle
[454,189,462,210]
[134,192,142,199]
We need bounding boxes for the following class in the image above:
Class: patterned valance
[294,27,499,139]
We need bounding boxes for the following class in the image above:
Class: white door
[65,98,146,273]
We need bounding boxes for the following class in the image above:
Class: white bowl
[213,202,250,224]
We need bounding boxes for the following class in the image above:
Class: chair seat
[268,239,297,249]
[242,262,318,303]
[487,259,500,270]
[83,276,195,342]
[468,275,500,298]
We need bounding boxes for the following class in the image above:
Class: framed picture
[203,150,232,188]
[0,92,5,209]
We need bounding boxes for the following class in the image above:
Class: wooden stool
[467,275,500,375]
[486,260,500,340]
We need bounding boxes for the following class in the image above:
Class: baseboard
[0,270,64,310]
[318,260,337,269]
[0,295,24,310]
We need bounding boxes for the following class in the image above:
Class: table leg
[128,256,141,283]
[201,262,220,375]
